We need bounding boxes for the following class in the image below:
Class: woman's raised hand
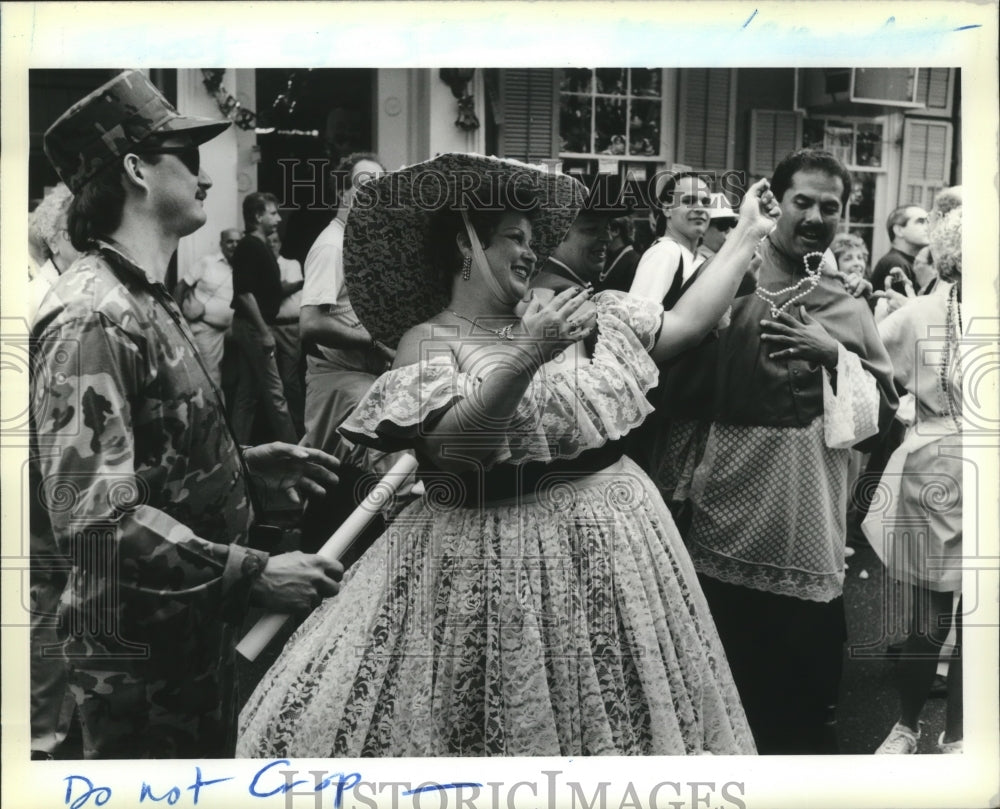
[738,178,781,239]
[519,286,597,362]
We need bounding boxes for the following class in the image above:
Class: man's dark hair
[328,152,384,210]
[770,149,852,207]
[885,204,918,242]
[242,191,280,231]
[609,215,634,245]
[652,171,708,238]
[66,155,163,252]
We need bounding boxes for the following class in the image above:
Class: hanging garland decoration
[201,69,258,131]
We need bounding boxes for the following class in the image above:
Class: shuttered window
[899,119,954,210]
[498,69,558,162]
[748,109,804,177]
[915,68,953,112]
[677,69,735,171]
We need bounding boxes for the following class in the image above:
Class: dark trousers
[230,318,298,445]
[699,574,847,754]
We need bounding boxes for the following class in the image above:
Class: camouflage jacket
[30,240,267,756]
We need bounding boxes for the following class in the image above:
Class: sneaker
[937,732,962,754]
[875,722,920,754]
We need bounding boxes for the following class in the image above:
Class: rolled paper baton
[236,453,420,661]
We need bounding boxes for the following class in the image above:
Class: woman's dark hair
[609,215,634,245]
[770,149,852,207]
[428,184,541,290]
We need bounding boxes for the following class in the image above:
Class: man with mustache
[648,149,898,753]
[31,70,344,758]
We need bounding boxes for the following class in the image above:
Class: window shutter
[748,110,804,177]
[899,119,953,209]
[677,69,734,171]
[915,68,952,111]
[498,69,558,162]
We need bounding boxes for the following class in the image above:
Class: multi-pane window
[803,118,886,254]
[559,69,664,159]
[804,119,884,168]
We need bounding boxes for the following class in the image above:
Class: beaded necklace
[547,258,595,292]
[599,246,633,283]
[938,283,963,432]
[754,251,825,317]
[448,310,515,341]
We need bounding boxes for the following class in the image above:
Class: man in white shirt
[298,152,400,556]
[175,228,240,389]
[630,172,713,309]
[299,153,393,464]
[268,230,305,436]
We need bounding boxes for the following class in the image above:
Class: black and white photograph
[2,3,998,809]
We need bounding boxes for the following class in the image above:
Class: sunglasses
[134,145,200,176]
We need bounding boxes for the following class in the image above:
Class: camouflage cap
[44,70,231,194]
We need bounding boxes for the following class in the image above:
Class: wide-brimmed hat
[344,153,585,347]
[44,70,231,194]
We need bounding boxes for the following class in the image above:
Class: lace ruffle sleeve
[338,355,476,452]
[339,291,663,464]
[822,343,880,449]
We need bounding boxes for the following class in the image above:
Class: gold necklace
[754,251,825,317]
[448,310,515,341]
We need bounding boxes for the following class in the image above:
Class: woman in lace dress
[238,154,778,757]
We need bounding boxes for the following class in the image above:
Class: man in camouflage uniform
[31,70,344,759]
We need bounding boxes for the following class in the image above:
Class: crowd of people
[28,70,965,760]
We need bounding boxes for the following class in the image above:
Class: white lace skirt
[237,457,755,757]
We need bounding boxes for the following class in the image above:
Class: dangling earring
[461,254,472,281]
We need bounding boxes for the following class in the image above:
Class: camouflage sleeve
[31,314,267,622]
